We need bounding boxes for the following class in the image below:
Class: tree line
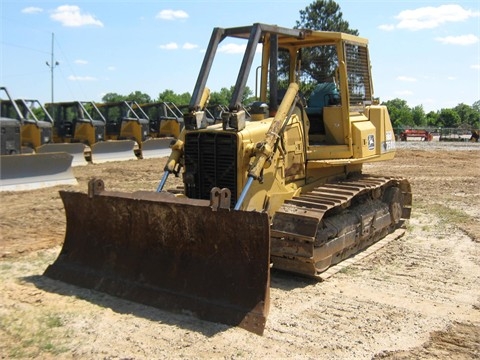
[102,89,480,130]
[383,99,479,130]
[101,86,255,111]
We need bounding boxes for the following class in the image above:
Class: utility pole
[46,33,59,103]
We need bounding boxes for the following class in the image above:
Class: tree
[157,89,191,105]
[472,100,480,113]
[437,108,461,128]
[295,0,359,35]
[454,103,479,128]
[411,105,426,127]
[382,98,413,128]
[425,111,439,127]
[209,86,254,107]
[31,106,46,121]
[282,1,359,95]
[102,92,125,103]
[126,91,151,104]
[209,87,232,106]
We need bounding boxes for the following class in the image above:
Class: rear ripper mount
[44,179,271,335]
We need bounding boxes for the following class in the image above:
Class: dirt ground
[0,141,479,359]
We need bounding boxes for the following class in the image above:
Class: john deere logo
[368,134,375,150]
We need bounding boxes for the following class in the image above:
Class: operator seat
[306,83,340,135]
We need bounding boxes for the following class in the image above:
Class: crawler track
[271,175,412,278]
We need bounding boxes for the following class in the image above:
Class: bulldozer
[137,101,185,139]
[0,87,76,191]
[0,95,55,153]
[44,24,412,335]
[96,100,171,159]
[44,101,137,164]
[136,97,217,156]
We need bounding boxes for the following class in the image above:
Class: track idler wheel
[383,186,404,225]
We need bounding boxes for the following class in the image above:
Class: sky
[1,0,479,113]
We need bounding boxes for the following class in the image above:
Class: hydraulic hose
[156,171,170,192]
[234,176,254,210]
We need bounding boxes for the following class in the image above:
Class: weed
[429,204,471,226]
[0,263,13,272]
[45,313,63,328]
[0,311,69,358]
[421,224,432,232]
[339,265,359,276]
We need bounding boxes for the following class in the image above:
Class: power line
[0,41,50,55]
[53,34,89,100]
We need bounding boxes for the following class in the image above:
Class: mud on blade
[44,179,270,335]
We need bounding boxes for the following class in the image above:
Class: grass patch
[421,224,433,232]
[0,262,13,272]
[414,201,472,226]
[338,265,359,275]
[0,311,69,358]
[428,203,471,226]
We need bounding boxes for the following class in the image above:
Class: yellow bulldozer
[0,97,55,153]
[43,101,138,164]
[45,23,412,335]
[136,101,185,139]
[0,87,76,191]
[96,100,173,159]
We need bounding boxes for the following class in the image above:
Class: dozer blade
[44,179,271,335]
[90,140,137,163]
[37,143,88,166]
[140,138,173,159]
[21,146,35,154]
[0,152,77,191]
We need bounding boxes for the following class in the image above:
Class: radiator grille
[184,132,238,208]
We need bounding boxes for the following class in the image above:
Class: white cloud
[182,42,198,50]
[156,9,188,20]
[107,66,116,71]
[397,76,417,82]
[471,64,480,70]
[68,75,97,81]
[159,42,198,50]
[378,24,395,31]
[395,90,414,96]
[159,42,179,50]
[217,43,262,54]
[22,7,43,14]
[435,34,479,45]
[51,5,103,27]
[384,4,479,31]
[74,59,88,65]
[447,76,457,81]
[219,43,247,54]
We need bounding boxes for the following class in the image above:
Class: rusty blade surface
[44,188,270,335]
